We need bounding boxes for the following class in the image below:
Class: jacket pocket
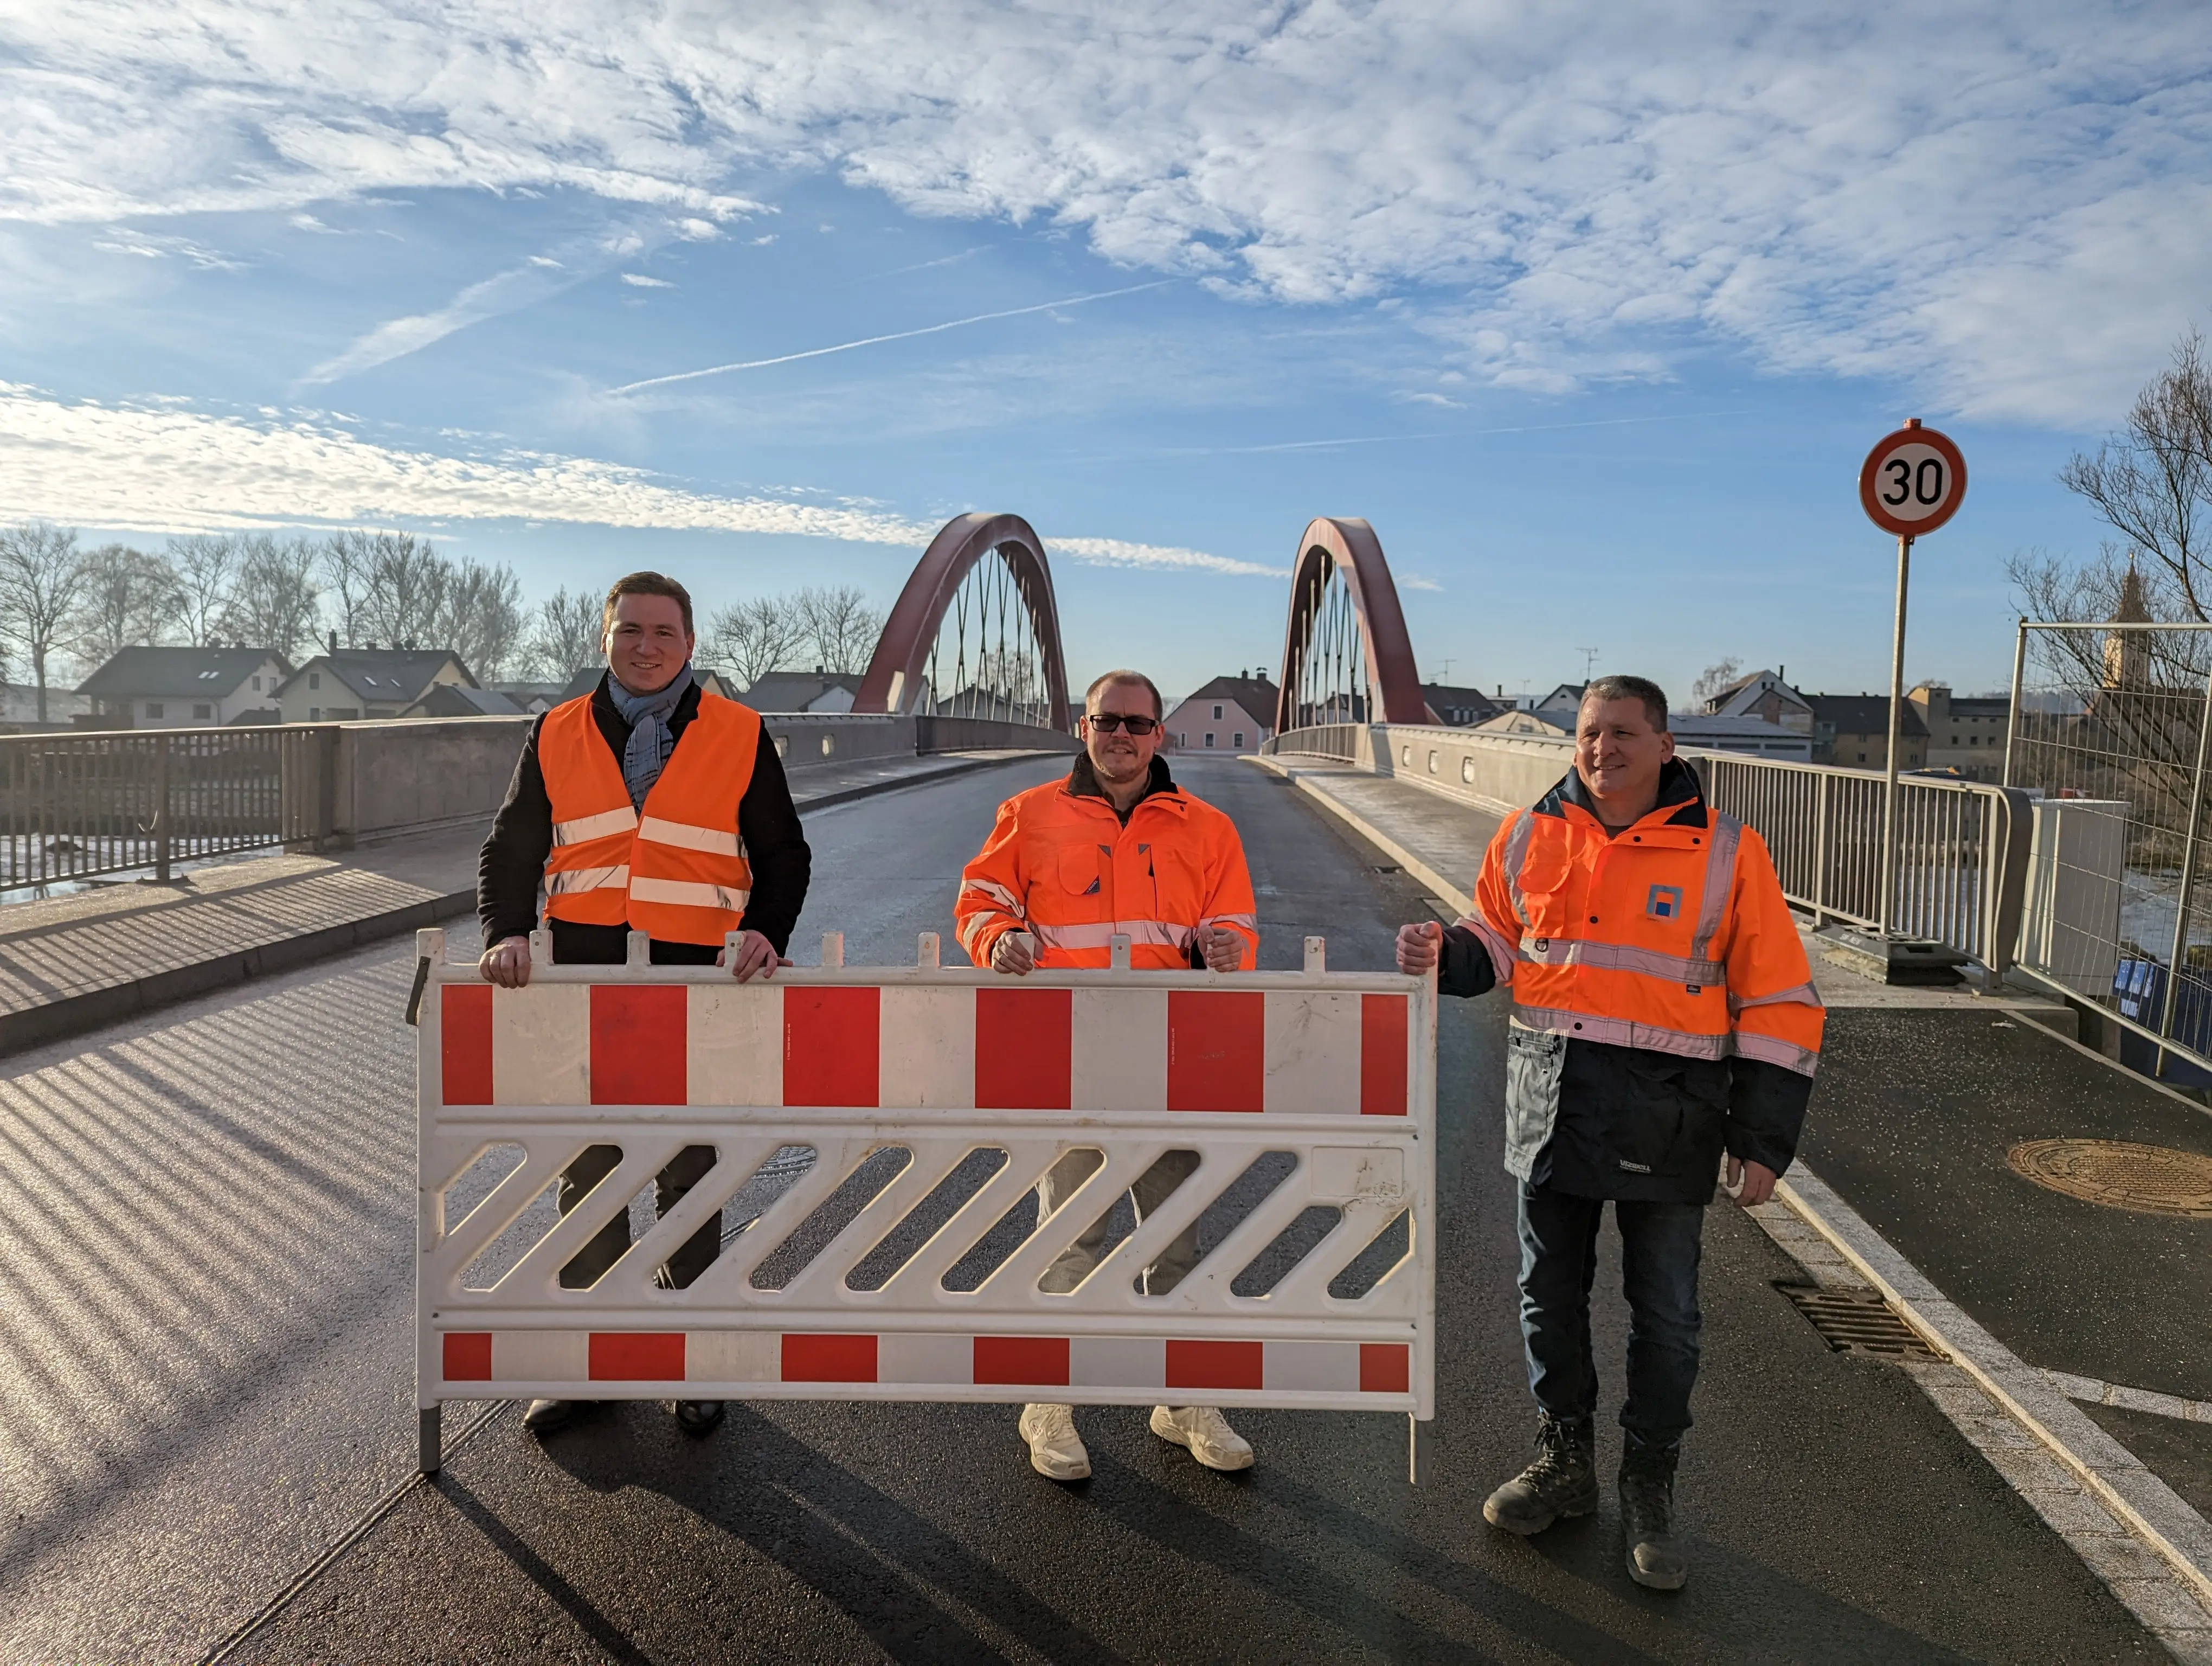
[1605,1053,1725,1178]
[1503,1024,1566,1180]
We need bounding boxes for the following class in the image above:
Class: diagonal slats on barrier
[415,928,1436,1477]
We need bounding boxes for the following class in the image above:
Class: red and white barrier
[415,928,1436,1476]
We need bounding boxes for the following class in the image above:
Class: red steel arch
[853,512,1073,731]
[1274,517,1427,733]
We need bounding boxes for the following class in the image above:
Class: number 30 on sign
[1859,420,1967,537]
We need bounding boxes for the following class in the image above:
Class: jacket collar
[1535,755,1708,832]
[1065,752,1182,823]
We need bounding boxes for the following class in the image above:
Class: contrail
[609,280,1173,394]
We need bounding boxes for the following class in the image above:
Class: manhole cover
[2007,1139,2212,1218]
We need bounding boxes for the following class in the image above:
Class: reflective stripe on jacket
[540,689,760,945]
[955,759,1259,971]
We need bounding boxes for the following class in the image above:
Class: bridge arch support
[854,512,1073,732]
[1275,517,1427,733]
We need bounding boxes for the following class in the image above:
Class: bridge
[0,514,2207,1663]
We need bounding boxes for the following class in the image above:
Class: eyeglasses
[1084,713,1160,735]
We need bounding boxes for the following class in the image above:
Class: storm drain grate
[1776,1284,1940,1360]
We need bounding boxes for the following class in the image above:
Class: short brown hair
[602,572,694,637]
[1580,675,1669,732]
[1085,669,1163,719]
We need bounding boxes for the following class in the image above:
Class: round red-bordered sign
[1859,421,1967,537]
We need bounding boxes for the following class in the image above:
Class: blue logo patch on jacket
[1647,884,1684,920]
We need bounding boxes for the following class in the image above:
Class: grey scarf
[606,664,693,811]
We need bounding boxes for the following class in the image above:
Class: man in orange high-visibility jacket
[1397,675,1822,1594]
[477,571,812,1443]
[956,669,1259,1484]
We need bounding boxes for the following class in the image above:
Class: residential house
[488,681,568,714]
[1421,682,1502,727]
[1908,682,2009,782]
[1164,673,1278,753]
[1534,682,1586,714]
[1472,708,1576,739]
[75,646,289,728]
[275,648,474,723]
[402,684,525,719]
[1701,668,1814,734]
[741,670,865,713]
[1805,694,1928,770]
[1668,711,1812,760]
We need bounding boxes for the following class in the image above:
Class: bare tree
[1690,657,1743,705]
[526,587,606,681]
[0,521,88,720]
[69,543,181,666]
[705,595,807,689]
[167,534,241,645]
[434,558,524,681]
[795,585,885,675]
[222,534,323,659]
[321,530,375,649]
[353,531,449,649]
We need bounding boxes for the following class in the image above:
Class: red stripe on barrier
[589,1332,686,1381]
[784,988,881,1106]
[1165,1338,1263,1391]
[974,988,1072,1110]
[974,1335,1070,1386]
[1360,993,1409,1116]
[440,984,494,1105]
[590,984,689,1105]
[1359,1342,1411,1394]
[783,1333,879,1382]
[442,1331,492,1381]
[1166,991,1265,1112]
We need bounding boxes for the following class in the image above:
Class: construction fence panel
[415,930,1437,1472]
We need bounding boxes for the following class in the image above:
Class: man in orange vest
[956,669,1261,1483]
[478,572,812,1439]
[1397,675,1821,1592]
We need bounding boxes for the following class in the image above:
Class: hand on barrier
[991,931,1037,976]
[1200,925,1246,973]
[721,928,792,983]
[1724,1155,1777,1208]
[480,934,532,988]
[1395,920,1441,975]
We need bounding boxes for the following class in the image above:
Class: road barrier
[414,928,1437,1478]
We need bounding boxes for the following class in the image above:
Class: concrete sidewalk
[0,749,1055,1060]
[1250,749,2212,1654]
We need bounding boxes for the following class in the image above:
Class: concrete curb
[0,887,476,1061]
[1248,755,1475,916]
[1777,1163,2212,1615]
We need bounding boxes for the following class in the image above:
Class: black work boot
[1482,1412,1599,1535]
[1620,1436,1687,1590]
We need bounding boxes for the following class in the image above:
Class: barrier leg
[1409,1415,1431,1486]
[420,1405,442,1477]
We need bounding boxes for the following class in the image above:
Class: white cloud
[0,387,1244,580]
[3,4,2207,421]
[620,272,673,287]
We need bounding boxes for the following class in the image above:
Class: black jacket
[477,674,812,965]
[1436,758,1812,1203]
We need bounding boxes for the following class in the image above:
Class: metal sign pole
[1878,532,1913,937]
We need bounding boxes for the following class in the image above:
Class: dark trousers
[1516,1182,1705,1446]
[558,1142,721,1290]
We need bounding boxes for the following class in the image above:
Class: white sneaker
[1150,1405,1255,1471]
[1018,1402,1091,1481]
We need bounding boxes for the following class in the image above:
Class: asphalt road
[0,754,2164,1662]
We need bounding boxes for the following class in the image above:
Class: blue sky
[2,3,2208,704]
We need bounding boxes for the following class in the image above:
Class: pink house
[1164,672,1278,753]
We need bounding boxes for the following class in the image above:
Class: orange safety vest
[955,768,1258,970]
[1463,785,1823,1077]
[539,688,760,946]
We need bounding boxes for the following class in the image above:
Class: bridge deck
[0,754,2193,1661]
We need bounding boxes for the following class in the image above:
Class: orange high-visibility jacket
[1444,759,1823,1195]
[955,762,1259,970]
[539,689,760,946]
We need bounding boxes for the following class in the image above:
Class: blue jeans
[1516,1183,1705,1446]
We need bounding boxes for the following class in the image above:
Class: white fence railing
[415,928,1437,1478]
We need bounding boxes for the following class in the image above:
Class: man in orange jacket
[1397,675,1821,1593]
[956,669,1259,1483]
[477,571,812,1441]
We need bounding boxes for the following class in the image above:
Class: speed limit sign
[1859,419,1966,537]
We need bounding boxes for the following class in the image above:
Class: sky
[1,2,2207,706]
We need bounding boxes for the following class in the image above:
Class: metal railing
[0,726,335,888]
